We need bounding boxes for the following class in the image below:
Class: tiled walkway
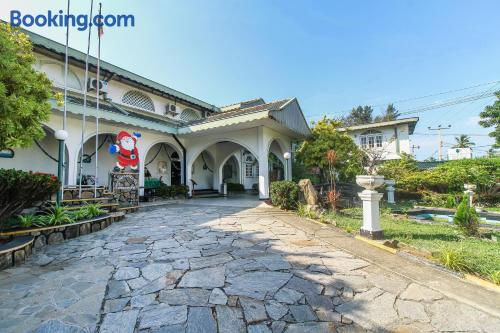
[0,199,498,332]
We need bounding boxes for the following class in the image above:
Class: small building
[338,117,419,160]
[1,30,311,199]
[447,148,473,160]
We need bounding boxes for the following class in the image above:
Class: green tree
[374,103,400,122]
[296,117,364,181]
[342,105,373,126]
[0,23,53,150]
[479,91,500,147]
[453,134,475,148]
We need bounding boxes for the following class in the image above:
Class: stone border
[0,212,125,270]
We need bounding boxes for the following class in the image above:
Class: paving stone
[248,324,272,333]
[289,305,317,322]
[399,283,443,302]
[133,276,168,295]
[159,288,211,306]
[239,297,268,323]
[152,239,179,250]
[308,264,330,274]
[178,267,225,288]
[35,254,54,266]
[139,305,188,329]
[255,255,291,271]
[131,293,157,308]
[271,321,287,333]
[209,288,227,305]
[316,309,342,322]
[114,267,140,280]
[173,258,189,270]
[189,253,233,269]
[274,287,303,304]
[429,300,500,332]
[335,324,367,333]
[100,310,139,333]
[225,272,292,300]
[284,276,323,295]
[265,300,288,320]
[150,324,185,333]
[216,305,245,333]
[284,322,336,333]
[142,263,173,281]
[305,294,334,311]
[127,276,149,290]
[31,319,86,333]
[187,307,217,333]
[103,297,130,313]
[395,299,429,322]
[106,280,131,299]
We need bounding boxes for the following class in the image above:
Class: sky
[1,0,499,160]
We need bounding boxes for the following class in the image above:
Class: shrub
[173,185,189,197]
[72,208,89,221]
[157,184,189,198]
[453,196,479,236]
[17,214,37,228]
[0,169,59,227]
[226,183,245,192]
[82,204,105,219]
[39,206,74,226]
[270,180,299,210]
[438,247,471,272]
[296,203,317,219]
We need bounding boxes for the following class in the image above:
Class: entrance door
[171,161,181,185]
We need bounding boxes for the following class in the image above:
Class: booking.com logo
[10,10,134,31]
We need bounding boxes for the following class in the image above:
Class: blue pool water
[412,213,499,225]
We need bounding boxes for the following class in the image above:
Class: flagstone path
[0,200,499,333]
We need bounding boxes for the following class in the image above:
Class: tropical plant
[453,134,475,148]
[270,180,299,210]
[296,203,317,219]
[40,206,74,226]
[82,203,105,219]
[0,23,55,150]
[296,118,364,182]
[454,196,479,236]
[438,247,471,272]
[0,169,60,226]
[17,214,37,228]
[479,91,500,147]
[72,208,89,221]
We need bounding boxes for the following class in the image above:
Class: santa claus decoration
[109,130,141,172]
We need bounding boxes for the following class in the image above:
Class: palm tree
[453,135,475,148]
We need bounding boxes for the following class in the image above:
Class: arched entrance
[221,155,240,184]
[1,126,69,184]
[76,133,117,187]
[144,142,183,186]
[268,139,288,181]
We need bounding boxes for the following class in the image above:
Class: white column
[385,179,395,204]
[463,184,476,207]
[66,147,77,186]
[257,127,270,199]
[137,145,146,196]
[356,175,385,240]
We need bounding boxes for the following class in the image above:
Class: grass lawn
[485,207,500,213]
[323,208,500,284]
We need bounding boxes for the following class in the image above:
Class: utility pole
[428,125,451,161]
[410,144,420,157]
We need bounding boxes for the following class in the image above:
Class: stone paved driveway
[0,201,499,333]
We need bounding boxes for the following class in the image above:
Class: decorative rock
[239,297,268,323]
[100,310,139,333]
[91,223,101,232]
[0,253,11,270]
[159,288,211,306]
[399,283,443,302]
[106,280,131,299]
[298,179,319,206]
[13,249,26,265]
[209,288,227,305]
[395,300,429,322]
[265,300,288,320]
[139,305,187,329]
[33,235,46,248]
[225,272,292,300]
[216,305,245,333]
[141,263,173,281]
[289,305,317,322]
[178,267,225,288]
[103,297,130,313]
[284,322,335,333]
[47,232,64,245]
[274,287,304,304]
[64,225,79,239]
[187,307,217,333]
[131,294,156,308]
[114,267,140,280]
[79,223,90,235]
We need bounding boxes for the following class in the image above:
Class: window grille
[122,90,155,112]
[180,108,201,122]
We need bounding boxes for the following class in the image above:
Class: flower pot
[356,175,385,191]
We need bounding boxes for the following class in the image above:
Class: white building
[447,148,473,160]
[0,31,311,199]
[338,117,419,160]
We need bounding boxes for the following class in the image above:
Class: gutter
[172,134,187,186]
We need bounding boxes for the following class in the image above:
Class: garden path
[0,199,499,332]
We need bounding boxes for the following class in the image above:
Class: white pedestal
[358,189,384,239]
[385,179,396,204]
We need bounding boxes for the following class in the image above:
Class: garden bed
[0,212,124,270]
[323,208,500,284]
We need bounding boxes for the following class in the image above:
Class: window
[122,90,155,112]
[245,163,253,177]
[360,130,383,149]
[180,108,201,122]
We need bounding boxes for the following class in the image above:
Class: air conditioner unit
[165,104,178,116]
[87,78,108,94]
[170,104,177,112]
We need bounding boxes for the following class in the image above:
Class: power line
[413,133,491,136]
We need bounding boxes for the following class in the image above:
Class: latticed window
[122,90,155,112]
[180,108,201,122]
[245,163,253,177]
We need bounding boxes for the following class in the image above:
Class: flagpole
[78,0,94,198]
[94,2,102,198]
[58,0,70,205]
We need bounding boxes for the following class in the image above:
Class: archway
[190,150,215,191]
[221,155,240,184]
[144,142,183,186]
[76,133,117,187]
[1,126,69,184]
[268,139,287,181]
